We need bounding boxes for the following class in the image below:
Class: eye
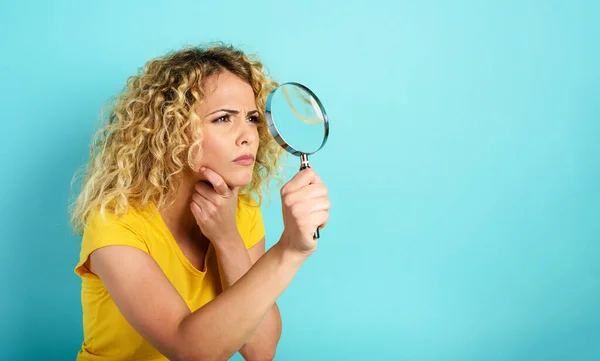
[248,115,260,124]
[212,114,231,123]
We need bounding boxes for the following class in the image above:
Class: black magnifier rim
[264,82,329,156]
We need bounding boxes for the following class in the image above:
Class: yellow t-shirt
[73,196,265,361]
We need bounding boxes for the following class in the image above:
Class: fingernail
[200,167,206,172]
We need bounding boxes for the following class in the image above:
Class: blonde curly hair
[69,42,286,234]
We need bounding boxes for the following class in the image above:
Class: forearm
[213,234,253,289]
[176,241,301,361]
[214,236,282,360]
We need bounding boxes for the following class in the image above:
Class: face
[193,70,260,188]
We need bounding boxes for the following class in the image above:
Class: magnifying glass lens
[265,82,329,239]
[266,83,328,156]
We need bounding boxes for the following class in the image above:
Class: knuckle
[290,204,303,218]
[318,184,328,196]
[283,197,293,208]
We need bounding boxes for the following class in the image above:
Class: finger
[302,196,331,214]
[290,197,330,220]
[319,219,329,230]
[194,181,218,200]
[281,168,322,196]
[285,184,328,206]
[309,210,329,231]
[200,166,230,196]
[191,193,215,215]
[190,201,205,222]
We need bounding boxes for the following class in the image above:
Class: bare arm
[89,167,329,361]
[214,236,282,360]
[89,239,303,361]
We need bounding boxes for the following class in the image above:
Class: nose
[236,121,257,147]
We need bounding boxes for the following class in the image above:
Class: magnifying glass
[265,82,329,239]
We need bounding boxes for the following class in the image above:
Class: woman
[70,43,331,361]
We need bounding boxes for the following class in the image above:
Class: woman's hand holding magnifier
[278,168,330,258]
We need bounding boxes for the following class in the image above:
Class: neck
[159,173,202,241]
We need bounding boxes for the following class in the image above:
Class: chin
[223,170,254,189]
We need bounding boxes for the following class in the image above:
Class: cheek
[199,135,231,163]
[252,128,261,150]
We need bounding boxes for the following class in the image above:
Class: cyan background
[1,0,598,360]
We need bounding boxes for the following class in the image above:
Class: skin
[86,70,331,361]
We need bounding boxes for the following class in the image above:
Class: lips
[233,154,255,165]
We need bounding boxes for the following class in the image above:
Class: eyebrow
[206,108,259,116]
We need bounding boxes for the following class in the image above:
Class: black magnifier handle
[299,153,320,239]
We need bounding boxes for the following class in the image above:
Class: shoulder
[84,203,156,238]
[237,193,261,213]
[76,204,155,277]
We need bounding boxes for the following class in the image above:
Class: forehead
[199,70,256,111]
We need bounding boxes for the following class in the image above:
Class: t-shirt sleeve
[242,197,266,250]
[74,209,149,278]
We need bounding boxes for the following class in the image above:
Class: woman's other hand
[278,168,330,258]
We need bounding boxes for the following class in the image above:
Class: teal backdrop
[1,0,599,360]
